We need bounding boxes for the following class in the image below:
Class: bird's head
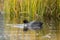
[23,20,29,32]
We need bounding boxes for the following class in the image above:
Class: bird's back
[28,21,43,30]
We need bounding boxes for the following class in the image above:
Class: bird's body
[27,21,43,30]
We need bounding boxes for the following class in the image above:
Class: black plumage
[23,20,43,31]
